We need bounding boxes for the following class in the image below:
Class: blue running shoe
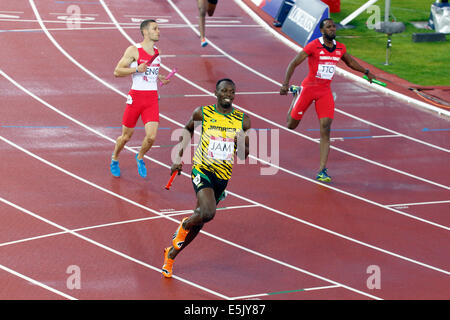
[110,159,120,177]
[316,168,331,182]
[135,154,147,178]
[201,38,208,47]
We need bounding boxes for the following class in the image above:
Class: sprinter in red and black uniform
[280,18,376,182]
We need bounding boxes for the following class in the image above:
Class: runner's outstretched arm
[341,53,376,82]
[280,50,309,95]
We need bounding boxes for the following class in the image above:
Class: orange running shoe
[172,217,190,250]
[162,247,174,278]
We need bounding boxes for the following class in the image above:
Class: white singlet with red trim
[129,44,161,91]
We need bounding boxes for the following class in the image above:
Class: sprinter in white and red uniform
[280,18,376,182]
[110,19,170,179]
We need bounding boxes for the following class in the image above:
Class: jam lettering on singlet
[207,136,234,161]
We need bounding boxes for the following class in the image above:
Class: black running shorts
[191,168,227,205]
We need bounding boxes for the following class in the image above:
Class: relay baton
[160,68,177,86]
[165,162,183,190]
[289,85,300,95]
[363,75,387,87]
[165,171,177,190]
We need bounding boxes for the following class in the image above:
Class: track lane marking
[0,134,382,300]
[0,264,77,300]
[0,194,230,300]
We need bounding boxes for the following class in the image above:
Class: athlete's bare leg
[198,0,217,44]
[168,188,216,259]
[318,117,333,171]
[112,125,135,160]
[286,96,301,130]
[198,0,207,41]
[137,121,158,160]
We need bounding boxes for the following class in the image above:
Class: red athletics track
[0,0,448,300]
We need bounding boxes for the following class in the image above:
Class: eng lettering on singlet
[143,65,159,82]
[316,63,336,80]
[207,136,234,161]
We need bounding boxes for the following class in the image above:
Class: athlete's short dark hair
[140,19,156,36]
[216,78,235,89]
[319,18,333,29]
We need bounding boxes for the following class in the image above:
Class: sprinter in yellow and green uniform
[162,78,251,278]
[192,102,245,181]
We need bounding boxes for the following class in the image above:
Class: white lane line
[184,91,279,97]
[105,1,450,192]
[0,26,123,32]
[232,0,450,118]
[0,18,259,28]
[386,200,450,208]
[161,54,226,58]
[206,16,244,19]
[0,134,383,300]
[0,18,138,25]
[0,195,230,300]
[123,15,172,18]
[0,204,260,248]
[163,204,260,215]
[168,0,450,149]
[127,143,196,149]
[230,284,341,300]
[0,26,199,33]
[0,14,20,19]
[48,13,99,16]
[0,264,77,300]
[315,134,402,142]
[204,20,242,24]
[189,24,262,27]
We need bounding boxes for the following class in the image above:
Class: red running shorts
[290,85,335,120]
[122,90,159,128]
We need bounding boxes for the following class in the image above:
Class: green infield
[332,0,450,86]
